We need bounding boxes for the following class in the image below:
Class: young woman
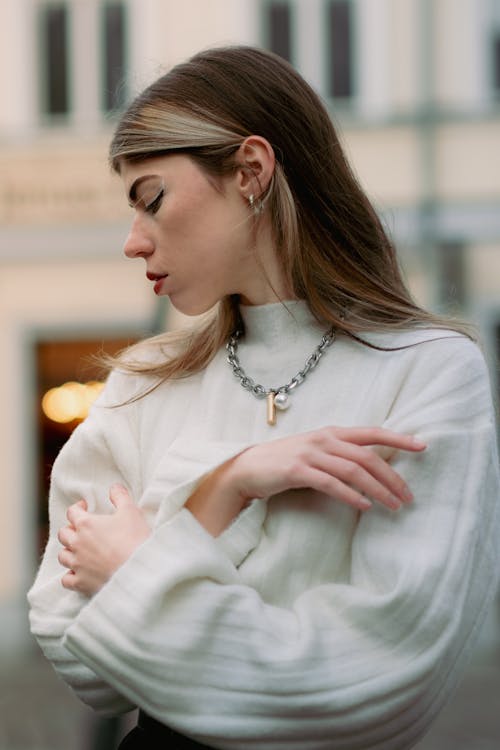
[28,46,499,750]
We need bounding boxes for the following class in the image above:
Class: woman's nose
[123,215,154,259]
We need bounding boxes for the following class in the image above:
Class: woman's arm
[57,426,425,598]
[59,338,500,749]
[185,426,424,536]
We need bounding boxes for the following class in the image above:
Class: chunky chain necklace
[226,326,336,425]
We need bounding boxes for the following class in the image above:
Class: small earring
[248,193,262,215]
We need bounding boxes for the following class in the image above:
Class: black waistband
[137,711,214,749]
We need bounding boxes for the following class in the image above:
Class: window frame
[100,0,129,114]
[262,0,296,65]
[323,0,357,104]
[37,1,71,120]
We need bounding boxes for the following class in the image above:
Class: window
[40,4,69,116]
[267,1,292,63]
[493,34,500,94]
[326,0,353,99]
[490,0,500,97]
[102,1,128,112]
[37,1,128,123]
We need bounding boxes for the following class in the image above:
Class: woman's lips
[146,272,168,295]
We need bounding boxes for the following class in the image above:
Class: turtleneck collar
[238,300,324,348]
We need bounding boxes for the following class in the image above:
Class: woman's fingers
[66,501,88,527]
[331,426,426,451]
[314,454,404,511]
[298,426,426,510]
[299,466,372,511]
[282,426,426,511]
[323,440,414,504]
[57,545,75,570]
[61,571,77,590]
[57,525,77,549]
[109,483,133,509]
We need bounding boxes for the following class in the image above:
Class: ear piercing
[248,194,263,214]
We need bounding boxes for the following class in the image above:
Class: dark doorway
[35,335,137,557]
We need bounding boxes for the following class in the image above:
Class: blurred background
[0,0,499,748]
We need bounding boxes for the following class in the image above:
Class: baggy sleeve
[27,370,263,714]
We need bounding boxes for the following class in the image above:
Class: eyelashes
[129,179,165,215]
[144,188,164,215]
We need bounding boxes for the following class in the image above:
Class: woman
[28,46,499,749]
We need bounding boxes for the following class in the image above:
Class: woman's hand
[186,427,426,535]
[58,483,151,597]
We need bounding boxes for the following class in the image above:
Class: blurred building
[0,0,499,654]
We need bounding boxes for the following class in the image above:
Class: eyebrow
[127,174,161,206]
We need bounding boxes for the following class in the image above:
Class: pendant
[267,392,276,425]
[266,391,290,425]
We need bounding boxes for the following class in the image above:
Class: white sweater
[28,301,500,750]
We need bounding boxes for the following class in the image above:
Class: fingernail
[411,437,427,449]
[389,496,402,510]
[359,498,372,510]
[401,487,414,503]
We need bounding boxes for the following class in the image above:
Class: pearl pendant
[274,392,290,411]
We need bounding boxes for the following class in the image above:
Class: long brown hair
[109,45,472,382]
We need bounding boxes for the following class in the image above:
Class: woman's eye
[128,177,165,214]
[145,189,164,215]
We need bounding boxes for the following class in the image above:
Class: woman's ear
[235,135,275,200]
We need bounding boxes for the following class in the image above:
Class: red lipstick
[146,272,168,295]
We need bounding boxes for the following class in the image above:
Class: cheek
[206,202,253,253]
[166,203,218,250]
[163,188,251,267]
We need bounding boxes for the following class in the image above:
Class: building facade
[1,0,499,651]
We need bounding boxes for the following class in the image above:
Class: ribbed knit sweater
[28,301,500,749]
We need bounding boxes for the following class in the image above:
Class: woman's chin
[167,292,220,318]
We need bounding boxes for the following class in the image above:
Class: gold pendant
[266,391,291,425]
[267,392,277,425]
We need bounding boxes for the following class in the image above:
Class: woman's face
[120,153,279,315]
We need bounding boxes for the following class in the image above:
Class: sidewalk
[1,605,498,750]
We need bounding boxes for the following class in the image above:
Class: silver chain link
[226,327,336,399]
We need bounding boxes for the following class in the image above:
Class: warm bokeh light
[41,381,104,423]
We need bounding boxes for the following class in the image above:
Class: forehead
[120,154,176,195]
